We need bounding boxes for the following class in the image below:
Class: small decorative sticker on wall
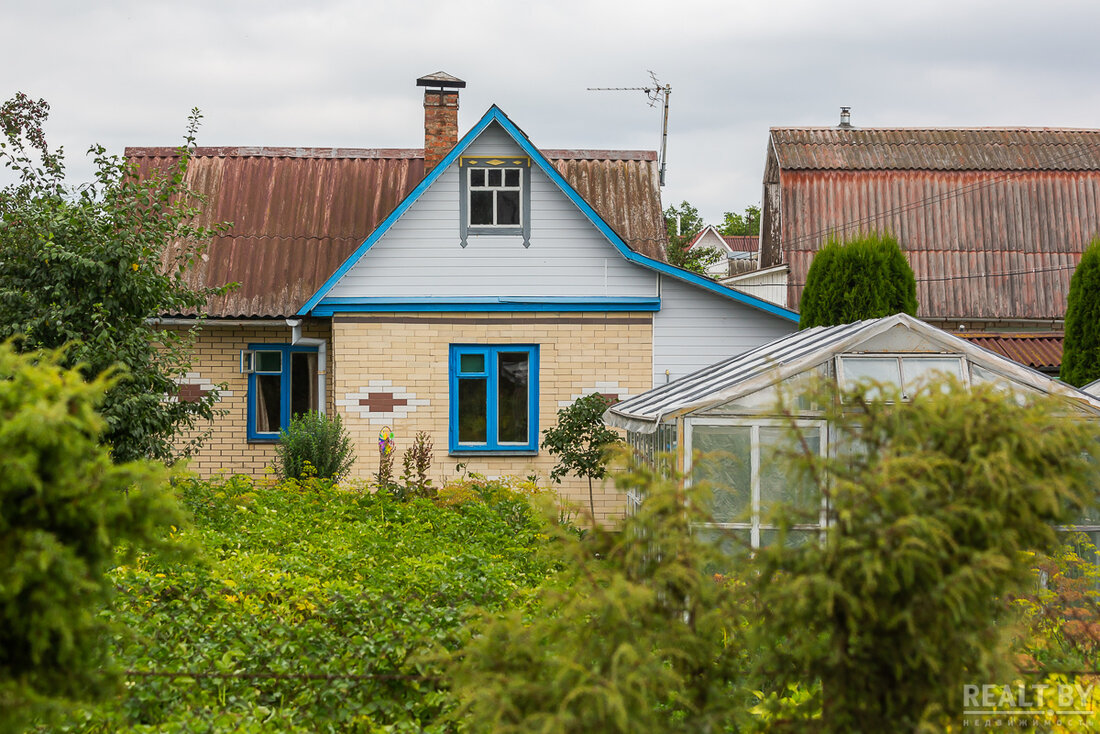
[339,380,429,425]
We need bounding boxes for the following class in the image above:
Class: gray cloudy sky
[6,0,1100,225]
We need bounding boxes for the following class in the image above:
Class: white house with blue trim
[139,74,798,518]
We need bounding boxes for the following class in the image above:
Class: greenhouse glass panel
[759,425,822,526]
[691,424,751,524]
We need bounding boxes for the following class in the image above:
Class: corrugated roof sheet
[723,235,757,252]
[128,146,667,317]
[956,333,1063,371]
[770,128,1100,171]
[766,127,1100,319]
[606,314,1099,432]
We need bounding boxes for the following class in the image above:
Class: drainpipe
[285,318,327,416]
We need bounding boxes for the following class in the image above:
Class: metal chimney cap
[838,106,853,128]
[416,71,466,89]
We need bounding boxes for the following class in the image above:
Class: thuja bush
[273,410,355,481]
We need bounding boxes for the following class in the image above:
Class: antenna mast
[588,71,671,186]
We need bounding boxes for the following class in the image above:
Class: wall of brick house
[162,320,334,478]
[331,312,653,523]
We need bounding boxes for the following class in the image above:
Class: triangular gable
[298,105,798,322]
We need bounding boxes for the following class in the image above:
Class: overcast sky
[6,0,1100,225]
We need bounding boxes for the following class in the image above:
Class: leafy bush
[0,344,185,730]
[273,410,355,481]
[52,473,558,732]
[401,430,435,499]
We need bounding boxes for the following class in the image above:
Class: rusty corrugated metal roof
[765,127,1100,320]
[956,332,1063,371]
[770,128,1100,171]
[129,146,667,317]
[722,235,757,252]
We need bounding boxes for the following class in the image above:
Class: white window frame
[684,416,828,548]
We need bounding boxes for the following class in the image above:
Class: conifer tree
[1061,238,1100,387]
[799,233,918,329]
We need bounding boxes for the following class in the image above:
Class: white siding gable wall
[325,123,658,300]
[652,275,796,385]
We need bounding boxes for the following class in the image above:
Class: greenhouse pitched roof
[605,314,1100,433]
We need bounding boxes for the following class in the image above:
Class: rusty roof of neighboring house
[722,235,757,252]
[764,127,1100,320]
[955,332,1064,371]
[769,127,1100,171]
[128,146,667,318]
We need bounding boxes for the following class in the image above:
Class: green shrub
[799,232,918,329]
[0,343,185,729]
[273,411,355,481]
[1061,237,1100,387]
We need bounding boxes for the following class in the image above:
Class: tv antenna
[588,71,671,186]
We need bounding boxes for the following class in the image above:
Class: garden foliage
[798,232,918,329]
[0,344,185,730]
[0,93,226,463]
[53,473,559,732]
[273,410,355,481]
[1061,237,1100,387]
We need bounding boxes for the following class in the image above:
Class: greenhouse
[604,313,1100,549]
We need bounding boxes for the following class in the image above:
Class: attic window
[459,156,531,247]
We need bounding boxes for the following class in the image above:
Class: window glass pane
[901,357,964,391]
[760,528,815,549]
[470,169,485,187]
[458,378,487,443]
[470,191,494,225]
[487,168,502,186]
[497,352,529,443]
[759,425,821,524]
[497,191,520,225]
[459,353,485,373]
[841,357,900,387]
[290,352,318,418]
[256,374,281,433]
[504,168,520,187]
[256,351,282,373]
[691,425,751,523]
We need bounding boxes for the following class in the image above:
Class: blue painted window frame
[246,343,319,442]
[449,344,539,454]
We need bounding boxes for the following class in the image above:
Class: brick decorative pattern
[160,320,333,477]
[558,380,630,408]
[332,312,653,523]
[168,372,234,404]
[338,380,429,425]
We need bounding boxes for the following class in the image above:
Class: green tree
[798,232,918,329]
[0,344,186,729]
[0,93,226,463]
[541,393,621,520]
[446,455,753,733]
[1061,237,1100,387]
[663,200,720,275]
[718,204,760,236]
[743,378,1098,731]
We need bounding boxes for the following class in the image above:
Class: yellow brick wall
[332,312,653,523]
[163,320,334,478]
[167,313,652,524]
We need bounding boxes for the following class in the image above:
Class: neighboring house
[604,313,1100,546]
[719,263,788,309]
[685,226,758,279]
[133,73,798,519]
[758,119,1100,372]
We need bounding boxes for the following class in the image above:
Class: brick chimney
[416,71,466,173]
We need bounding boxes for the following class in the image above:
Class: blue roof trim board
[299,106,799,323]
[309,296,662,317]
